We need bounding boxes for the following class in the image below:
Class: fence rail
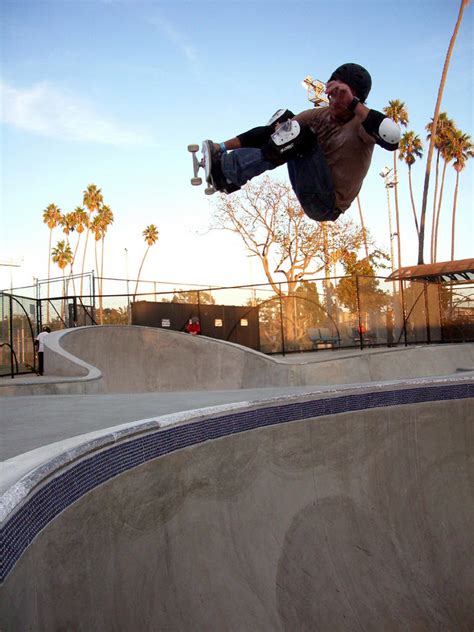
[1,275,473,378]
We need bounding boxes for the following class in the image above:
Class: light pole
[246,253,257,306]
[301,76,329,107]
[0,259,22,292]
[124,248,130,322]
[379,167,398,273]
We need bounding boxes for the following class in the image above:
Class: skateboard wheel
[191,177,202,186]
[188,144,199,152]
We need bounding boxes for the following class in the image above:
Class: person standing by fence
[35,326,51,375]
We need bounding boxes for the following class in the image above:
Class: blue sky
[1,0,473,292]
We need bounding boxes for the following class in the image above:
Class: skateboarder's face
[326,80,356,122]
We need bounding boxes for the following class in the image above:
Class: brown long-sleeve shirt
[295,106,375,212]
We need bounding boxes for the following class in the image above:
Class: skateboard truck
[187,144,215,195]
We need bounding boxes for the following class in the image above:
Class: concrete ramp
[30,325,474,394]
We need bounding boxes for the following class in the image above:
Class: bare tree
[212,176,366,296]
[211,177,367,344]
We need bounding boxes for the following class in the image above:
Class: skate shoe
[202,140,240,194]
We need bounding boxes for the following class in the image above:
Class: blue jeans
[221,145,341,222]
[221,148,277,186]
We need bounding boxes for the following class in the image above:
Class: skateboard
[188,142,216,195]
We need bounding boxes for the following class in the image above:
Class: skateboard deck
[187,143,216,195]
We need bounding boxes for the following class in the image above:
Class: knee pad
[262,120,315,165]
[267,108,295,129]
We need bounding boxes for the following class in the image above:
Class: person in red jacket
[185,317,201,335]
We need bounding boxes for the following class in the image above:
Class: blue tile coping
[1,381,472,583]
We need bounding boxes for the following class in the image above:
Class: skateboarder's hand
[326,80,353,109]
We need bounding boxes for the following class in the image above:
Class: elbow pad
[362,109,401,150]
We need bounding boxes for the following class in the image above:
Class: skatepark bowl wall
[1,384,473,630]
[2,325,474,395]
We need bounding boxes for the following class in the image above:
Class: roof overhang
[386,259,474,284]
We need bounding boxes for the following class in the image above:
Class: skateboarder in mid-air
[199,63,401,222]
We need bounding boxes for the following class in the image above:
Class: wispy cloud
[0,80,153,147]
[148,14,200,76]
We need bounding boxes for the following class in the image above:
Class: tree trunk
[451,171,460,260]
[433,160,448,262]
[80,229,90,298]
[134,246,150,299]
[408,166,419,235]
[417,0,468,264]
[430,151,441,262]
[46,229,52,323]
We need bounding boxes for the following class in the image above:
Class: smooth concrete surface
[2,398,473,631]
[1,327,473,630]
[1,325,473,395]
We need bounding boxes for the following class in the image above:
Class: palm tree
[81,184,104,296]
[134,224,159,299]
[72,206,88,294]
[51,240,74,322]
[90,214,104,289]
[449,130,473,259]
[92,205,114,324]
[98,205,114,293]
[426,113,455,261]
[60,211,78,294]
[418,0,471,264]
[42,203,62,323]
[398,131,423,235]
[383,100,409,271]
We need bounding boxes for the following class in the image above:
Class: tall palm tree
[98,205,114,292]
[51,240,74,322]
[383,100,409,271]
[42,203,62,323]
[134,224,159,299]
[60,211,78,294]
[398,131,423,235]
[92,205,114,324]
[72,206,88,294]
[418,0,471,264]
[433,128,456,262]
[81,184,104,296]
[449,130,473,259]
[426,113,455,261]
[90,214,104,289]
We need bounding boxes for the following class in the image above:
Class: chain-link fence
[2,275,473,377]
[0,293,38,377]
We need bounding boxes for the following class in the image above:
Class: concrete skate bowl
[4,324,474,395]
[1,383,473,630]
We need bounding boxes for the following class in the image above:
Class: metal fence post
[197,291,202,328]
[423,282,431,344]
[9,294,14,379]
[279,284,286,356]
[91,271,96,325]
[355,275,364,350]
[400,280,408,346]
